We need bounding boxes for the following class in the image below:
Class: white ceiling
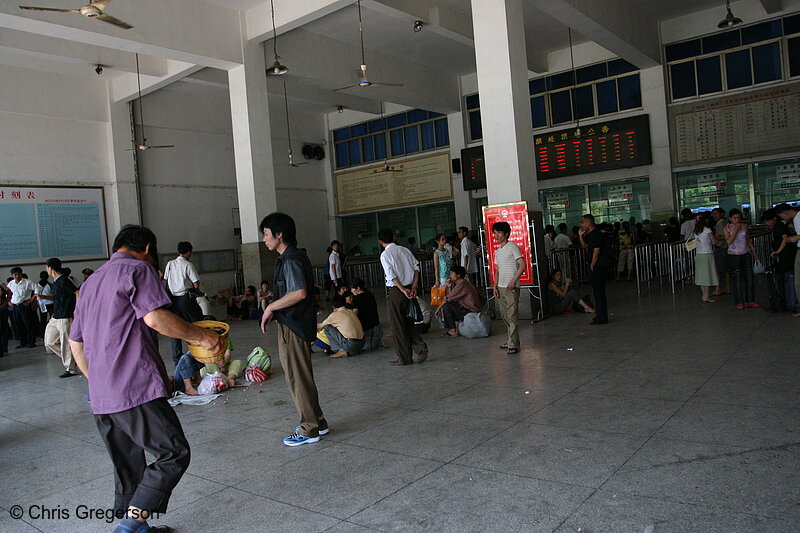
[0,0,791,111]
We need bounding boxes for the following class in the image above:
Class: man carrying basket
[69,225,224,533]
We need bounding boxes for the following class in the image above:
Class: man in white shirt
[8,267,38,348]
[163,241,203,364]
[543,225,556,258]
[378,228,428,365]
[554,223,573,249]
[492,222,526,354]
[679,208,696,241]
[776,203,800,316]
[328,240,342,300]
[457,226,479,284]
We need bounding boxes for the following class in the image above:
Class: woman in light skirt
[692,213,719,303]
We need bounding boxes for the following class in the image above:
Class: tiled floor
[1,282,798,532]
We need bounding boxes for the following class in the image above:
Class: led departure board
[535,115,652,179]
[461,146,486,190]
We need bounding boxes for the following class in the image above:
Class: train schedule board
[482,201,534,288]
[0,186,108,266]
[534,114,652,179]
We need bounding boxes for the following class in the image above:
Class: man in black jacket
[259,213,329,446]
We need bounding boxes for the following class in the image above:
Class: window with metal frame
[333,109,449,169]
[665,14,800,102]
[465,57,641,141]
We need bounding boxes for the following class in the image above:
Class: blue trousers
[173,353,204,392]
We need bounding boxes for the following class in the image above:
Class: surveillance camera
[95,65,103,75]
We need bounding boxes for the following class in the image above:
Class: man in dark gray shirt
[259,213,329,446]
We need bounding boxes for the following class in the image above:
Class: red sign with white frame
[482,201,534,288]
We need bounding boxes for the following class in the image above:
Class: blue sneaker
[295,425,329,436]
[283,431,320,446]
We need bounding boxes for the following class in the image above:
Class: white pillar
[228,15,279,286]
[471,0,539,210]
[105,89,141,245]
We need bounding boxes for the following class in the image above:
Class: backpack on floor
[246,347,271,373]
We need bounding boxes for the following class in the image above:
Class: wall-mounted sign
[546,192,569,210]
[461,145,486,190]
[482,202,535,288]
[336,152,452,214]
[534,115,652,179]
[0,186,108,266]
[671,84,800,166]
[697,173,727,195]
[607,184,633,206]
[777,163,800,189]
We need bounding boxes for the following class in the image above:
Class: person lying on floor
[435,265,482,338]
[174,337,242,395]
[546,269,595,315]
[313,295,365,358]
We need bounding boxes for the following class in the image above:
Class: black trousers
[0,308,9,353]
[95,398,190,514]
[441,302,471,329]
[589,268,609,322]
[169,294,203,365]
[12,305,37,345]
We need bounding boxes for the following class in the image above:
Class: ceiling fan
[127,53,174,151]
[19,1,133,30]
[333,0,402,92]
[283,81,307,167]
[374,101,403,174]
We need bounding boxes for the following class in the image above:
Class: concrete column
[640,66,675,223]
[448,112,473,228]
[471,0,539,210]
[228,14,278,286]
[105,90,141,246]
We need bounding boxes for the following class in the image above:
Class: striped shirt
[494,241,523,287]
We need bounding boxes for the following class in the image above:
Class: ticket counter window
[539,185,588,230]
[342,215,378,256]
[676,165,749,216]
[418,202,456,249]
[587,177,652,224]
[378,208,417,249]
[753,158,800,217]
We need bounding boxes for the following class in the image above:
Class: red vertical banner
[482,201,534,287]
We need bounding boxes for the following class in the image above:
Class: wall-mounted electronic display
[461,145,486,190]
[534,115,652,180]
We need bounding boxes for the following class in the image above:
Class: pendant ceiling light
[717,0,743,29]
[266,0,288,75]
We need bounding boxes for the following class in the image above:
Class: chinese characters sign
[482,202,534,287]
[0,186,108,266]
[534,115,652,179]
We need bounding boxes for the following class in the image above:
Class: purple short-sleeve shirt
[70,252,172,414]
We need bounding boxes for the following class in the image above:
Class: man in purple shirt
[69,225,223,533]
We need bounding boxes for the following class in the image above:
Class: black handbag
[406,297,423,322]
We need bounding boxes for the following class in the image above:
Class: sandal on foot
[506,348,519,355]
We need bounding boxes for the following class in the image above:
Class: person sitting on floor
[350,278,384,351]
[435,265,482,338]
[227,285,257,319]
[546,269,595,315]
[173,338,242,395]
[314,295,365,358]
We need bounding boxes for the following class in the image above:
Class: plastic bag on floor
[197,371,228,395]
[457,312,491,338]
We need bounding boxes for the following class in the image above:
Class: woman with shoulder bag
[693,214,719,303]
